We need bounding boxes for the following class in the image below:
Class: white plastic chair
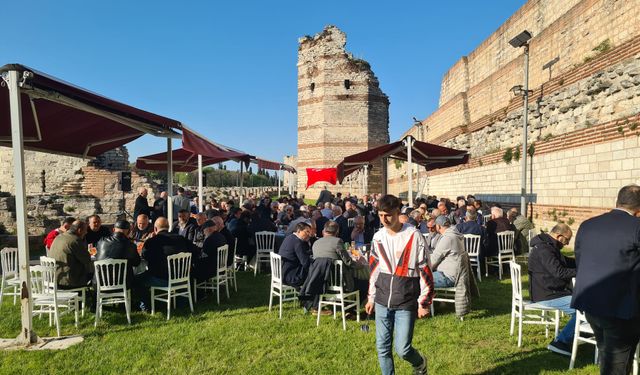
[40,256,88,317]
[254,231,275,276]
[509,261,560,347]
[94,259,131,327]
[464,234,482,282]
[569,309,598,369]
[486,231,515,280]
[195,245,229,304]
[430,286,456,318]
[483,214,492,225]
[317,260,360,330]
[30,263,79,337]
[268,252,298,319]
[0,247,19,306]
[227,238,238,292]
[151,252,194,320]
[347,218,355,228]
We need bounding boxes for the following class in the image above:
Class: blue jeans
[432,271,455,288]
[375,303,424,375]
[534,295,576,344]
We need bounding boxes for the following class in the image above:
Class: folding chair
[195,245,229,304]
[464,234,481,281]
[0,247,19,306]
[509,261,560,347]
[347,218,355,228]
[268,253,298,319]
[486,231,515,279]
[569,309,598,369]
[41,256,88,317]
[94,259,131,326]
[151,252,194,320]
[30,264,79,337]
[317,260,360,330]
[254,231,275,276]
[227,238,238,292]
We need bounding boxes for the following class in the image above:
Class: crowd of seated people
[42,186,535,317]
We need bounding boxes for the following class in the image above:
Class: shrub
[502,148,513,164]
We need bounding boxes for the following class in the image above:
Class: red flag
[306,168,337,188]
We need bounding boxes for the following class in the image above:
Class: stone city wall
[438,0,637,118]
[388,49,640,235]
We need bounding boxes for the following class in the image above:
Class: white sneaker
[413,353,428,375]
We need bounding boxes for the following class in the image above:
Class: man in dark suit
[315,186,333,207]
[572,184,640,374]
[134,187,151,222]
[279,222,313,287]
[136,217,199,309]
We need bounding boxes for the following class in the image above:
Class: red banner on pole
[306,168,337,188]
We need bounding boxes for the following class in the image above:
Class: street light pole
[521,44,530,216]
[509,30,532,217]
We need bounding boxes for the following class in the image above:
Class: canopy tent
[336,135,469,202]
[136,127,254,211]
[0,64,180,157]
[0,63,182,345]
[136,148,233,172]
[253,157,296,196]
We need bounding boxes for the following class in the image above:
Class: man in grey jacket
[172,187,191,220]
[430,215,465,288]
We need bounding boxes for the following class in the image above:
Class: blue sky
[1,0,525,169]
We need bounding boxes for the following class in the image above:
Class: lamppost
[509,30,532,216]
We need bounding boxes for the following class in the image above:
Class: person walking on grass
[365,194,434,375]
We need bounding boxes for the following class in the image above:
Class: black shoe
[547,340,571,356]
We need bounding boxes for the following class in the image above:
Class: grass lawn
[0,269,598,374]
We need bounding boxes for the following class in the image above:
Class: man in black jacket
[171,209,197,242]
[139,218,199,287]
[85,215,111,246]
[572,185,640,374]
[528,223,576,356]
[279,222,313,287]
[316,186,333,207]
[133,187,151,222]
[96,220,141,289]
[193,220,227,282]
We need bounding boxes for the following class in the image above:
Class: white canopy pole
[277,167,282,198]
[167,138,174,231]
[363,164,368,196]
[239,162,244,203]
[406,136,414,205]
[198,154,203,213]
[6,70,38,344]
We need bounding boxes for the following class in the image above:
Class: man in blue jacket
[279,222,313,287]
[572,185,640,374]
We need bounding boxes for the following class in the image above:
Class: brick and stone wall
[0,146,129,195]
[296,26,390,199]
[388,51,640,236]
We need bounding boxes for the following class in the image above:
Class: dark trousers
[586,313,640,375]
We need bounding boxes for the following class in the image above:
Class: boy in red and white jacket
[365,195,434,375]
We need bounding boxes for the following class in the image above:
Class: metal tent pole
[520,45,530,216]
[5,70,38,345]
[167,138,174,231]
[363,164,368,196]
[239,162,244,203]
[198,154,203,213]
[405,136,414,205]
[277,167,282,198]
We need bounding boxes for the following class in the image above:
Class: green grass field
[0,269,598,374]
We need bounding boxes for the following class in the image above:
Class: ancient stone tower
[296,25,390,199]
